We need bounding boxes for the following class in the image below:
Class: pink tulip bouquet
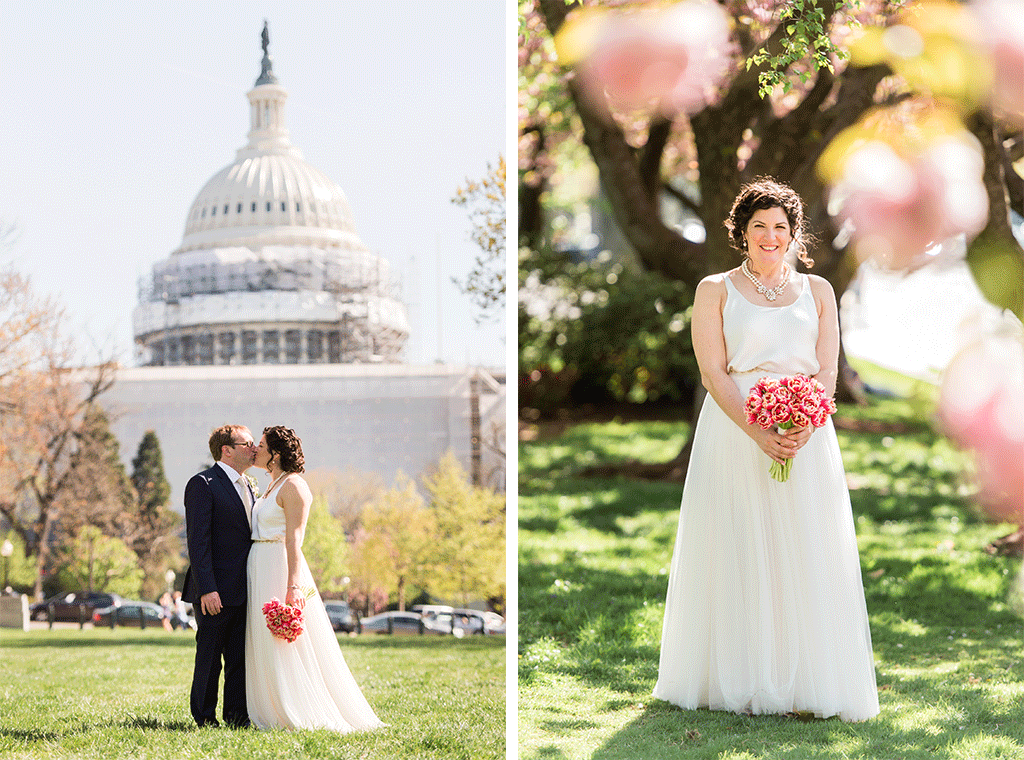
[262,587,315,643]
[744,374,837,482]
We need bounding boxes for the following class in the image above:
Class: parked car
[29,591,124,622]
[323,600,360,633]
[92,601,166,628]
[359,611,446,636]
[421,608,506,637]
[472,609,506,636]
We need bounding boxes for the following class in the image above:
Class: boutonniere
[245,473,261,499]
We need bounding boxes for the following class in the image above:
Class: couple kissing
[181,424,383,731]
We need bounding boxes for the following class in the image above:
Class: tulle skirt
[653,372,879,721]
[246,542,384,731]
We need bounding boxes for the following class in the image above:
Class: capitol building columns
[142,322,386,367]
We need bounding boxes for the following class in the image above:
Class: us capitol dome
[133,24,409,366]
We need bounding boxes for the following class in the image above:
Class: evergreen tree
[61,403,136,536]
[129,430,182,599]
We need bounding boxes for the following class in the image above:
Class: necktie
[237,476,252,526]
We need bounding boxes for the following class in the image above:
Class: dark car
[92,601,166,629]
[30,591,124,622]
[323,600,360,633]
[359,611,446,636]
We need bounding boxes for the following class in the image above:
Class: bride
[653,178,879,721]
[246,425,384,731]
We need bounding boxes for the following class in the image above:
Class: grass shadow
[588,677,1024,760]
[120,716,196,732]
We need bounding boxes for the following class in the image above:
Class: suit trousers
[190,602,248,727]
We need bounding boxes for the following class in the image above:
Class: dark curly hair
[263,426,305,473]
[724,176,814,268]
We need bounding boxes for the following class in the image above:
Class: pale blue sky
[0,0,505,368]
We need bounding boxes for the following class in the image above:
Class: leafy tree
[129,430,182,599]
[350,474,435,611]
[345,526,390,617]
[301,495,350,597]
[0,362,116,599]
[0,259,118,597]
[520,251,697,410]
[0,531,36,593]
[452,155,507,322]
[422,451,505,607]
[56,525,143,598]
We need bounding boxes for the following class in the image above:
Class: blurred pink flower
[938,331,1024,525]
[972,0,1024,123]
[832,135,988,269]
[571,1,730,116]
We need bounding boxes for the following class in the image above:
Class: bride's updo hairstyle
[263,426,305,473]
[724,176,814,268]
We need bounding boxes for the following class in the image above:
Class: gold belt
[253,537,282,543]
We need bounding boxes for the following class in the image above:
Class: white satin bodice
[723,272,820,378]
[251,479,289,542]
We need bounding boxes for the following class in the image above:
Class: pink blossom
[938,331,1024,525]
[570,0,731,116]
[756,410,772,429]
[771,404,792,425]
[792,411,811,429]
[830,133,988,269]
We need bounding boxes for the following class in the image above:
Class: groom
[182,424,256,728]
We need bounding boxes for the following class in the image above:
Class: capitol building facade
[101,28,503,503]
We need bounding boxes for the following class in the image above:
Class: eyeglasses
[228,441,255,448]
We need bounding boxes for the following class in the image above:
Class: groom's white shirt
[217,461,252,526]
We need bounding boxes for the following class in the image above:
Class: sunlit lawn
[0,630,504,760]
[519,398,1024,759]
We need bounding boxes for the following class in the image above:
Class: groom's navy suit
[182,463,254,727]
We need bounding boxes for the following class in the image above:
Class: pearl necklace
[263,471,290,498]
[741,259,790,302]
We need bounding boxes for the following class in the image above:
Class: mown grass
[519,398,1024,759]
[0,629,504,759]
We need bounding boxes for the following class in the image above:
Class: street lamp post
[1,539,13,591]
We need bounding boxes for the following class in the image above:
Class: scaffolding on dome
[134,250,408,366]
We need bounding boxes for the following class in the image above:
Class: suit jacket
[181,464,254,607]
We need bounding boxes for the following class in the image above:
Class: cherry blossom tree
[520,0,1024,487]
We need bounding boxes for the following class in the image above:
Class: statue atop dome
[256,20,278,86]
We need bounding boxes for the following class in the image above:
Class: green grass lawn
[519,399,1024,760]
[0,629,504,759]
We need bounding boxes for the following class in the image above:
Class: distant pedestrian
[159,592,174,631]
[172,591,190,631]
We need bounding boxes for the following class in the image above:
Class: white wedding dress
[245,478,384,731]
[653,273,879,721]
